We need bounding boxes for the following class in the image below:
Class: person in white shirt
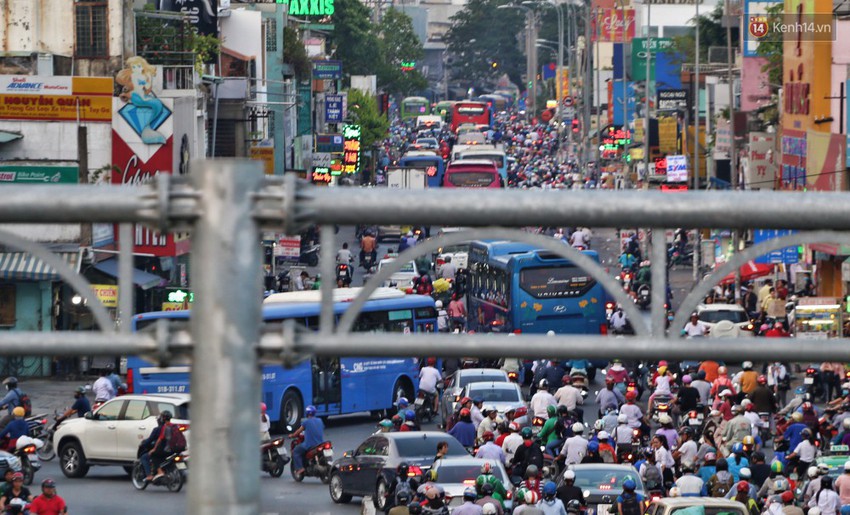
[439,256,457,280]
[674,462,704,496]
[808,476,841,515]
[293,271,309,291]
[683,313,709,337]
[553,377,584,413]
[791,430,819,475]
[501,423,524,464]
[418,358,442,413]
[569,230,587,249]
[530,380,557,419]
[335,242,352,264]
[674,428,699,466]
[92,369,115,403]
[559,423,589,464]
[609,308,628,332]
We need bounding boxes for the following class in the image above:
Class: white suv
[696,303,754,337]
[56,393,190,478]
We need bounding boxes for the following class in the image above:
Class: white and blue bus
[128,288,437,427]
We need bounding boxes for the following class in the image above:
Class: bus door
[311,356,341,416]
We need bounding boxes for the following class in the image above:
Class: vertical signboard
[342,124,361,174]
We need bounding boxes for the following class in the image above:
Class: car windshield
[699,310,748,323]
[435,463,508,484]
[573,468,643,491]
[459,374,506,388]
[394,437,467,457]
[381,261,415,273]
[466,386,520,403]
[440,244,469,254]
[670,508,746,515]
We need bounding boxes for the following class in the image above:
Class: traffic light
[572,119,580,133]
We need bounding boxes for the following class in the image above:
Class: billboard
[0,76,112,122]
[156,0,218,36]
[592,9,636,42]
[746,132,776,190]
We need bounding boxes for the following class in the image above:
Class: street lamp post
[498,4,537,119]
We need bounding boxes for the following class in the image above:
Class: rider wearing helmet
[530,378,557,419]
[448,407,477,448]
[617,478,644,515]
[511,430,544,486]
[62,385,91,420]
[555,373,585,421]
[537,481,566,514]
[397,397,410,412]
[455,487,479,514]
[418,357,442,415]
[146,410,183,482]
[558,423,588,465]
[538,405,561,454]
[748,374,777,416]
[388,462,419,511]
[290,405,324,478]
[757,460,790,499]
[475,462,508,511]
[725,442,750,482]
[734,362,759,397]
[476,431,506,464]
[556,469,587,509]
[0,377,24,430]
[400,409,419,432]
[0,407,28,450]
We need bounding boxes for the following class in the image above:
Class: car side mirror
[84,411,93,420]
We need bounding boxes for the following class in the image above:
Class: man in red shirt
[27,478,67,515]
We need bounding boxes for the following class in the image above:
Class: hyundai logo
[553,305,567,313]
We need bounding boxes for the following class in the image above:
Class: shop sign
[0,76,112,122]
[342,124,361,174]
[0,165,77,184]
[249,145,275,175]
[161,302,186,311]
[753,229,798,264]
[593,8,635,42]
[325,94,345,123]
[312,61,342,80]
[665,155,688,183]
[90,284,119,308]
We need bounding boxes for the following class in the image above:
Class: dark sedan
[328,431,468,511]
[558,464,645,515]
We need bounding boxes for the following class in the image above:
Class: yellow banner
[161,302,186,311]
[90,284,118,308]
[658,116,678,154]
[0,76,112,122]
[249,146,275,175]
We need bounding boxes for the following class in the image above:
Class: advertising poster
[0,75,112,122]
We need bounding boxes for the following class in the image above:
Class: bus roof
[263,287,406,304]
[402,96,428,103]
[401,152,443,161]
[447,159,498,169]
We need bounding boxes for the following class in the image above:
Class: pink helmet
[260,402,267,413]
[682,375,692,384]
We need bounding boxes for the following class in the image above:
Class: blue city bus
[128,288,437,427]
[466,241,609,335]
[398,151,445,188]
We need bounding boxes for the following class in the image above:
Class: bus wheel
[281,390,303,428]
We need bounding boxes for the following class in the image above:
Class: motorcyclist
[476,432,506,464]
[401,409,420,432]
[359,230,377,267]
[475,484,503,515]
[453,487,483,515]
[530,380,557,419]
[60,386,87,420]
[148,410,184,481]
[448,408,476,448]
[413,270,434,295]
[511,428,543,483]
[537,481,567,515]
[0,378,24,431]
[139,411,166,482]
[335,242,352,264]
[290,405,324,478]
[554,377,584,421]
[0,408,27,451]
[0,472,31,511]
[475,462,508,510]
[556,470,586,509]
[27,478,67,515]
[633,261,651,290]
[747,375,777,416]
[722,405,753,453]
[558,423,589,465]
[757,461,790,499]
[388,462,419,511]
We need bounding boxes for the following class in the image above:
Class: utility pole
[642,0,652,183]
[692,0,701,281]
[583,0,592,171]
[725,0,741,299]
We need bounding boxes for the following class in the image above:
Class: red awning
[719,261,774,285]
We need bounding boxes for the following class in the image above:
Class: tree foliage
[755,2,783,90]
[346,89,389,148]
[328,0,381,78]
[283,25,311,82]
[669,5,735,66]
[372,8,428,96]
[444,0,526,88]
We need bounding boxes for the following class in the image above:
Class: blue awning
[93,259,166,290]
[0,251,79,281]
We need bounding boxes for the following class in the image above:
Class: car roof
[458,368,505,376]
[433,457,502,467]
[571,464,640,472]
[697,303,746,312]
[652,497,747,508]
[383,431,453,442]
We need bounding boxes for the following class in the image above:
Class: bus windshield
[446,171,498,188]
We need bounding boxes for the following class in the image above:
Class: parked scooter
[261,436,290,477]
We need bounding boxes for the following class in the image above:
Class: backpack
[620,493,642,515]
[393,478,414,504]
[14,390,31,417]
[709,472,733,497]
[642,464,662,490]
[167,423,187,452]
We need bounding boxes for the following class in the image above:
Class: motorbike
[300,240,320,267]
[26,414,56,462]
[4,498,27,515]
[261,436,290,477]
[758,412,772,444]
[131,448,188,492]
[13,435,42,485]
[604,301,616,322]
[335,263,353,288]
[570,369,589,393]
[360,250,376,271]
[289,430,333,483]
[650,395,673,423]
[531,416,546,436]
[682,406,705,433]
[616,270,634,291]
[804,366,825,400]
[667,242,694,268]
[414,390,437,423]
[636,284,651,310]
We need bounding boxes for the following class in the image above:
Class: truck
[386,167,428,190]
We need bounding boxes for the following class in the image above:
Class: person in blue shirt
[0,408,28,449]
[290,405,324,476]
[725,443,750,482]
[616,479,644,515]
[106,364,123,395]
[0,377,23,431]
[61,387,91,420]
[782,413,808,452]
[448,408,476,447]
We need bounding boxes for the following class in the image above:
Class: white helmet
[598,431,610,440]
[572,422,584,433]
[617,414,628,424]
[594,420,605,431]
[658,414,672,425]
[546,330,556,337]
[563,469,576,480]
[742,361,753,370]
[843,418,850,430]
[808,466,820,479]
[741,399,752,408]
[435,300,443,308]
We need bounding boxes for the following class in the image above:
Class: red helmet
[460,396,472,406]
[757,375,767,385]
[427,357,437,366]
[482,431,495,442]
[745,403,754,412]
[460,408,471,418]
[562,375,573,385]
[625,390,637,401]
[260,402,267,413]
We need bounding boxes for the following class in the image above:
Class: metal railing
[3,160,850,512]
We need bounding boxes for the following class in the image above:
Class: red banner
[592,8,636,42]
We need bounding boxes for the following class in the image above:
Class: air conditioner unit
[37,54,54,76]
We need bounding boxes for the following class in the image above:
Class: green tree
[283,25,311,82]
[445,0,526,88]
[372,8,428,96]
[346,89,389,148]
[328,0,381,78]
[755,3,783,90]
[669,5,736,66]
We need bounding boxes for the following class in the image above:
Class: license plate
[804,377,814,384]
[596,504,612,515]
[323,449,334,459]
[689,418,701,425]
[414,397,425,406]
[175,462,187,470]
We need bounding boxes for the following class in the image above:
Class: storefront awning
[0,130,22,144]
[93,259,166,291]
[0,251,79,281]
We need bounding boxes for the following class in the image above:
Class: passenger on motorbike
[290,405,324,478]
[448,408,476,448]
[0,473,30,511]
[477,408,501,443]
[418,358,442,415]
[148,410,184,482]
[609,308,630,335]
[647,365,674,417]
[475,432,505,464]
[401,409,419,432]
[0,408,27,452]
[554,377,584,420]
[530,380,557,419]
[476,462,508,510]
[596,378,624,417]
[511,429,544,484]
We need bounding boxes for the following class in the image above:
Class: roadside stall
[793,297,844,339]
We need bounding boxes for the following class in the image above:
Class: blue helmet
[587,441,599,453]
[732,443,744,454]
[623,479,636,491]
[543,481,557,496]
[404,409,416,421]
[840,506,850,515]
[305,405,317,417]
[795,386,807,395]
[463,487,477,500]
[397,397,409,408]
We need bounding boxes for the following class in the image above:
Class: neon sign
[342,124,361,174]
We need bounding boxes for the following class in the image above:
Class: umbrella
[718,261,774,285]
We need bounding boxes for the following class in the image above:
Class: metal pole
[188,160,264,514]
[642,0,652,180]
[584,0,592,168]
[595,8,602,167]
[692,0,701,282]
[531,12,539,119]
[118,223,134,332]
[211,81,220,158]
[724,0,741,299]
[556,2,564,124]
